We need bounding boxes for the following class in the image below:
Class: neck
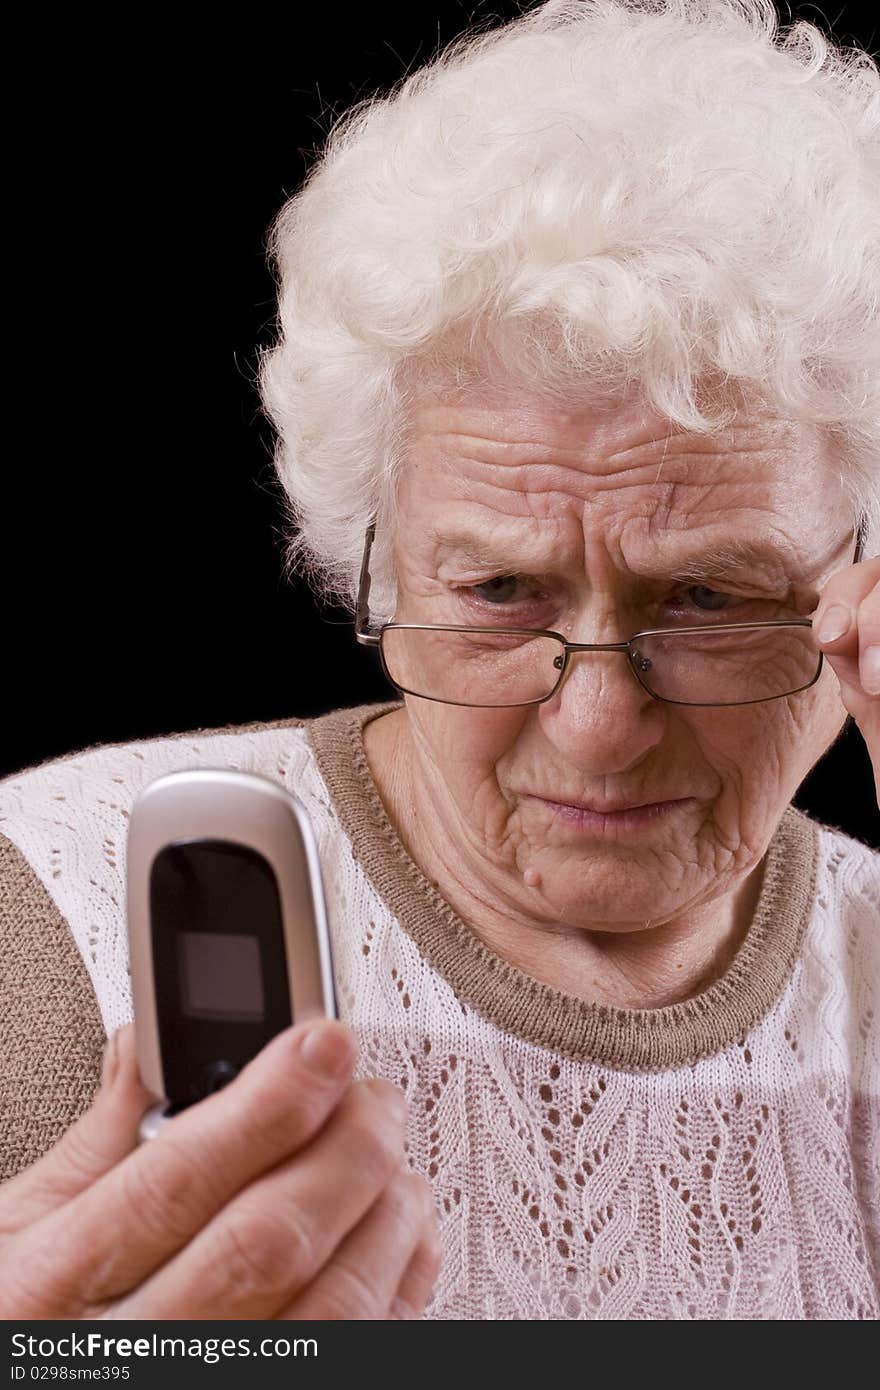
[362,707,766,1009]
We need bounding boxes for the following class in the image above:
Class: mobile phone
[126,768,337,1141]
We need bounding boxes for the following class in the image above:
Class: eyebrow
[432,529,798,584]
[648,539,791,584]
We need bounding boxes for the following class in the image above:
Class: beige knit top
[1,700,878,1318]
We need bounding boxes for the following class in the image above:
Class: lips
[537,796,695,834]
[537,795,686,813]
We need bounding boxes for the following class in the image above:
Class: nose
[538,641,667,776]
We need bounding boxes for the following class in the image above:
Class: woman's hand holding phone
[0,1019,441,1320]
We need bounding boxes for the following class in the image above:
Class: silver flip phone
[126,768,337,1142]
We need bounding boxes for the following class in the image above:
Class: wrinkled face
[386,385,854,931]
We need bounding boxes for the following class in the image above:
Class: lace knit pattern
[1,705,878,1319]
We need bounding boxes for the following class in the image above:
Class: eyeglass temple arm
[854,510,869,565]
[356,520,381,645]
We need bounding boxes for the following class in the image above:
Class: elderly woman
[1,0,878,1322]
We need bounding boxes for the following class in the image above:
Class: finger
[813,559,880,664]
[813,570,880,803]
[856,582,880,696]
[816,578,880,695]
[388,1213,444,1320]
[107,1077,408,1320]
[278,1170,435,1320]
[0,1024,154,1235]
[5,1018,358,1318]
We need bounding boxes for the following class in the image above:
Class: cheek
[684,682,843,818]
[409,704,528,785]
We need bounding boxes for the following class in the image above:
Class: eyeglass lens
[379,624,822,707]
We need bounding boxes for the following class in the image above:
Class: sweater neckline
[306,699,818,1071]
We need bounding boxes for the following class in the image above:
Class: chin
[530,858,691,926]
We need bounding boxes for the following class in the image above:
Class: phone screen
[177,930,266,1021]
[149,838,292,1105]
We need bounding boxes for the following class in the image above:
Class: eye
[685,584,736,612]
[466,575,539,605]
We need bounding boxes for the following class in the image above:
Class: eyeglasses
[354,513,869,708]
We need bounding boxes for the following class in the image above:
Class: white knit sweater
[1,699,878,1320]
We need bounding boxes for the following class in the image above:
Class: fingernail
[816,605,851,644]
[296,1022,354,1078]
[863,644,880,695]
[100,1027,122,1087]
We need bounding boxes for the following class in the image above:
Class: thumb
[0,1023,155,1234]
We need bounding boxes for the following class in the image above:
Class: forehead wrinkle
[416,440,784,526]
[413,408,788,474]
[605,426,792,468]
[435,444,690,491]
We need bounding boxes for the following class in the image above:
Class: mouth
[529,795,696,834]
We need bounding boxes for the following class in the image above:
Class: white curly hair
[257,0,880,625]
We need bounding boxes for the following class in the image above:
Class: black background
[5,2,878,848]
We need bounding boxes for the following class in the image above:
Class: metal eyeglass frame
[354,512,869,708]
